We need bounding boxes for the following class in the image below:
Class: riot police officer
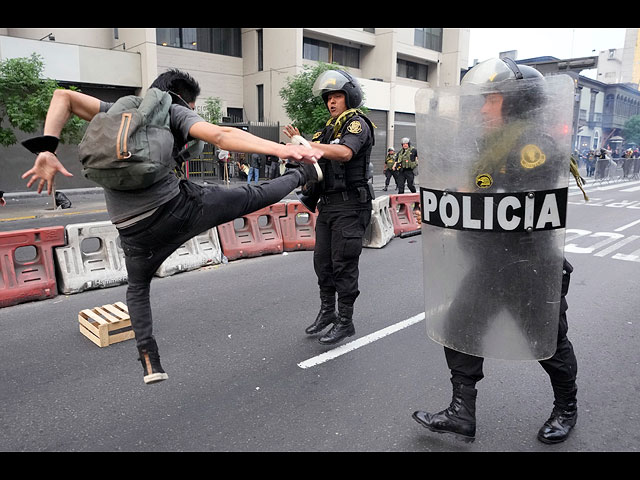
[383,147,396,191]
[395,138,418,193]
[284,69,374,345]
[412,58,579,444]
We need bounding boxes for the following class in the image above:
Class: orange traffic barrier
[217,203,286,261]
[388,193,420,236]
[279,200,317,251]
[0,226,66,308]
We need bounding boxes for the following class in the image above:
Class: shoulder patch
[347,120,362,134]
[520,144,546,169]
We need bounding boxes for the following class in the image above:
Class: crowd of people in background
[576,145,639,177]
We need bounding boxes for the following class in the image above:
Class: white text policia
[420,187,568,233]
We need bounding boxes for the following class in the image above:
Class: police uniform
[444,125,577,391]
[413,58,579,445]
[395,144,418,193]
[383,150,396,191]
[307,108,374,344]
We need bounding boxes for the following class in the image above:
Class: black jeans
[118,171,302,347]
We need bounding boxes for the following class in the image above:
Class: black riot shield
[415,73,574,360]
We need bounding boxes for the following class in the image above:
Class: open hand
[282,125,300,139]
[21,152,73,195]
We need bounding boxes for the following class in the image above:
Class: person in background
[248,153,261,184]
[395,138,418,193]
[383,147,397,192]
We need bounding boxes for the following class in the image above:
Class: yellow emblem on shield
[476,173,493,188]
[347,120,362,134]
[520,144,546,169]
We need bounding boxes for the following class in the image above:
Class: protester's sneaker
[137,340,168,384]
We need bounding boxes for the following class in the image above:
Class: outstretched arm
[22,90,101,195]
[282,124,352,162]
[190,121,323,163]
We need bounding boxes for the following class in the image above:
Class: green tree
[622,114,640,145]
[0,53,85,147]
[279,62,350,136]
[202,96,223,125]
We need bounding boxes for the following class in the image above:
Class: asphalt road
[0,174,639,452]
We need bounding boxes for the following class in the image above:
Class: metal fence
[593,157,640,184]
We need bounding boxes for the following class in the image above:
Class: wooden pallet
[78,302,134,347]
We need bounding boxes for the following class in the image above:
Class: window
[397,59,428,82]
[156,28,242,57]
[332,44,360,69]
[303,37,360,68]
[303,37,329,62]
[257,29,263,71]
[227,108,244,123]
[257,85,264,122]
[414,28,443,52]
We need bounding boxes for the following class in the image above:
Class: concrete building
[596,28,640,88]
[511,49,640,155]
[0,28,469,191]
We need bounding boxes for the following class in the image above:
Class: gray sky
[468,28,627,66]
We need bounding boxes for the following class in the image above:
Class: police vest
[312,109,374,193]
[396,147,417,170]
[385,154,396,168]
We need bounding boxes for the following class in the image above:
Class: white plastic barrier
[55,221,128,294]
[363,195,395,248]
[154,227,223,277]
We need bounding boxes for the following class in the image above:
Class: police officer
[383,147,396,191]
[395,137,418,194]
[412,58,579,444]
[284,69,374,345]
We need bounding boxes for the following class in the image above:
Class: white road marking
[615,219,640,232]
[297,312,426,369]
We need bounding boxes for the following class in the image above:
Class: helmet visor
[312,70,351,97]
[461,58,516,85]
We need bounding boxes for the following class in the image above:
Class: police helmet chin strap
[502,58,524,80]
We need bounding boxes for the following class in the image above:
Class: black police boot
[383,186,388,191]
[412,383,477,443]
[305,292,337,335]
[318,303,355,345]
[537,382,578,444]
[537,403,577,444]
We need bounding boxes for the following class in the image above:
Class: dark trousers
[444,310,578,406]
[314,198,371,308]
[118,171,302,347]
[384,169,396,187]
[397,169,416,193]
